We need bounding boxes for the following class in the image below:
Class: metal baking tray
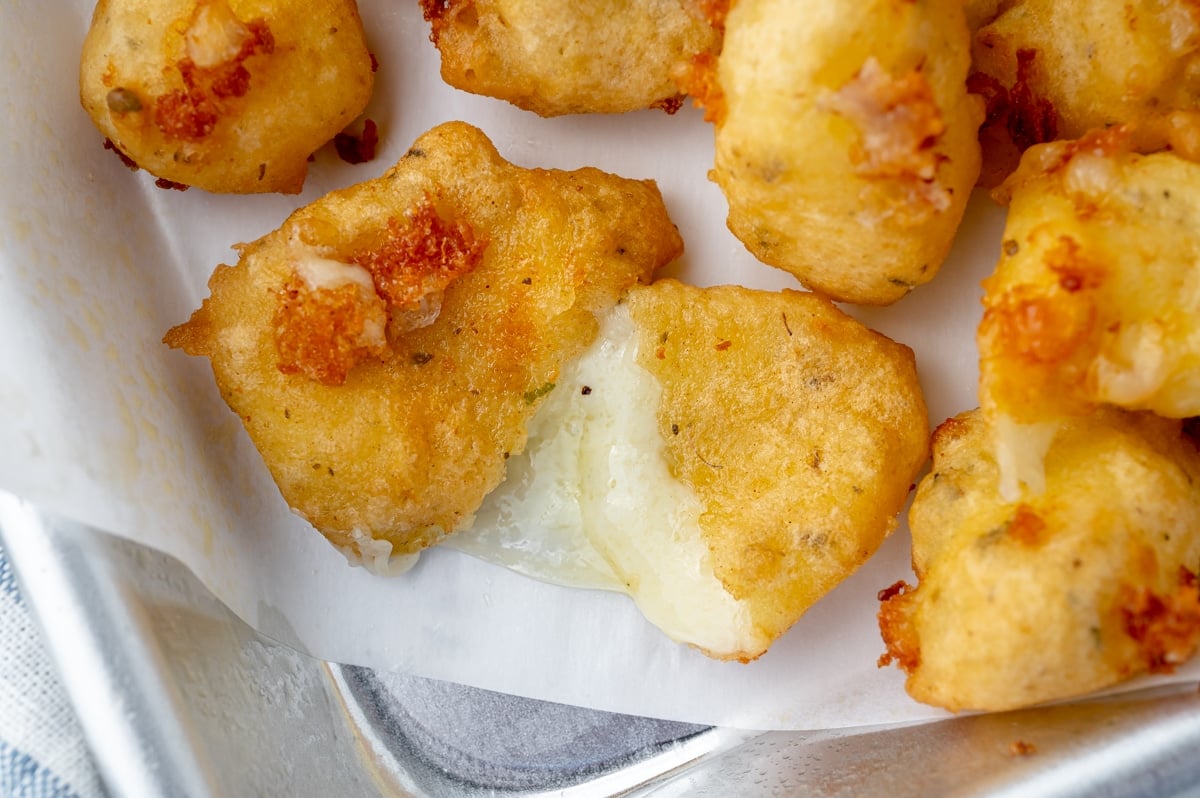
[3,493,1200,797]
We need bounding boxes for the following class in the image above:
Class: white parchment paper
[2,1,1196,730]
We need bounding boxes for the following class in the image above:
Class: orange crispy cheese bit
[1119,567,1200,674]
[821,57,951,216]
[271,196,488,386]
[674,51,726,124]
[877,580,920,672]
[273,279,387,386]
[351,197,486,311]
[153,1,274,141]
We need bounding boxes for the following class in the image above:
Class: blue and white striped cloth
[0,548,104,798]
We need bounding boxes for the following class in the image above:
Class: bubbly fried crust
[709,0,983,305]
[165,122,682,556]
[980,137,1200,432]
[627,281,929,648]
[80,0,374,193]
[881,408,1200,712]
[419,0,720,116]
[970,0,1200,185]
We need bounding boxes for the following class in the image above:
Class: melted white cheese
[185,1,251,69]
[993,414,1060,501]
[334,527,420,576]
[450,305,762,657]
[293,252,377,293]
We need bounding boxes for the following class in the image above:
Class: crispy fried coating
[420,0,720,116]
[964,0,1005,31]
[971,0,1200,185]
[165,122,682,557]
[979,135,1200,496]
[80,0,374,193]
[702,0,982,305]
[451,280,927,659]
[619,281,929,658]
[880,408,1200,712]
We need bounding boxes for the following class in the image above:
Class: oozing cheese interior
[993,414,1060,501]
[292,252,376,293]
[449,304,761,656]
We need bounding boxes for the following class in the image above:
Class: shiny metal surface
[0,494,382,796]
[3,494,1199,797]
[331,668,750,797]
[641,687,1200,797]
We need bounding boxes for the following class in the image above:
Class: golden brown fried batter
[272,274,388,386]
[623,281,930,656]
[964,0,1006,31]
[703,0,983,305]
[420,0,720,116]
[880,408,1200,712]
[80,0,374,193]
[979,134,1200,496]
[166,121,682,558]
[970,0,1200,185]
[451,280,927,660]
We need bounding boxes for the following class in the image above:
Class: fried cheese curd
[615,282,928,658]
[420,0,720,116]
[879,408,1200,712]
[979,132,1200,498]
[80,0,374,193]
[465,280,928,660]
[688,0,983,305]
[165,122,682,560]
[969,0,1200,185]
[964,0,1003,31]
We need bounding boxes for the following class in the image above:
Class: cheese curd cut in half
[166,122,683,560]
[979,131,1200,499]
[167,122,928,660]
[880,408,1200,712]
[459,281,929,660]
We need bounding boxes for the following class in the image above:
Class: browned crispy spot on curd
[878,580,921,672]
[1183,417,1200,449]
[979,235,1103,381]
[155,88,220,140]
[420,0,468,45]
[273,197,487,385]
[652,95,685,115]
[930,414,971,449]
[983,288,1093,365]
[821,58,950,216]
[1043,236,1104,293]
[1119,567,1200,673]
[1057,126,1131,164]
[1004,49,1057,152]
[991,127,1132,203]
[351,197,486,311]
[695,0,731,34]
[334,118,380,164]
[675,52,726,124]
[273,279,387,386]
[153,2,274,141]
[1009,740,1037,757]
[103,138,140,171]
[970,48,1058,155]
[1006,504,1047,546]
